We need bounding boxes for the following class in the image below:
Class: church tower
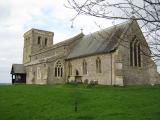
[23,29,54,64]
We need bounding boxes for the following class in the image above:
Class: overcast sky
[0,0,120,83]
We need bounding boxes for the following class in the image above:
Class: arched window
[130,40,134,66]
[83,59,87,74]
[55,61,63,77]
[43,63,48,79]
[38,36,41,45]
[134,41,138,66]
[138,43,141,67]
[96,57,101,73]
[68,62,72,76]
[45,38,47,46]
[76,69,79,76]
[130,36,141,67]
[37,67,41,80]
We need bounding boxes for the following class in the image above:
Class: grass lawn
[0,84,160,120]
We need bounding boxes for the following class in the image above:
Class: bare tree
[67,0,160,63]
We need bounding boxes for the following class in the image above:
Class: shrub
[90,80,98,85]
[68,80,77,85]
[87,80,98,87]
[84,79,88,84]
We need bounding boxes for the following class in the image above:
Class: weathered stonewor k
[11,18,160,85]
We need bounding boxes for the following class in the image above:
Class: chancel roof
[67,21,130,59]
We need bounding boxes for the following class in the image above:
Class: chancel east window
[55,61,63,77]
[134,41,138,66]
[83,59,87,74]
[138,43,141,67]
[130,41,133,66]
[96,57,101,73]
[130,36,142,67]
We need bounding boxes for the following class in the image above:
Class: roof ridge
[53,32,84,46]
[85,20,130,37]
[67,20,132,60]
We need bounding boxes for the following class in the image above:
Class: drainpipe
[111,53,112,85]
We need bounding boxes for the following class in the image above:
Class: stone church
[11,19,160,85]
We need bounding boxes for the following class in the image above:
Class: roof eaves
[66,48,117,60]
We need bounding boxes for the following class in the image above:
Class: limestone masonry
[11,19,160,85]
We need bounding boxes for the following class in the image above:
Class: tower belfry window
[38,36,41,45]
[45,38,48,46]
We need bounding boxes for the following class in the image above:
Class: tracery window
[130,36,141,67]
[130,41,133,66]
[134,41,138,66]
[83,59,87,74]
[138,43,141,67]
[96,57,101,73]
[55,61,63,77]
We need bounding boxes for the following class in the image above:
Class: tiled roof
[67,21,130,59]
[11,64,26,74]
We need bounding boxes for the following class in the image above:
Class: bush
[68,80,77,85]
[90,80,98,85]
[87,80,98,87]
[83,79,88,84]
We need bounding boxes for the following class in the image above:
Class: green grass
[0,84,160,120]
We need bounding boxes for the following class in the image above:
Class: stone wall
[23,29,54,64]
[24,23,160,86]
[25,63,48,84]
[31,46,67,61]
[66,54,116,85]
[30,29,54,54]
[24,31,83,85]
[25,57,66,84]
[119,20,154,85]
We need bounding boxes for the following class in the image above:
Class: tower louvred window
[38,36,41,45]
